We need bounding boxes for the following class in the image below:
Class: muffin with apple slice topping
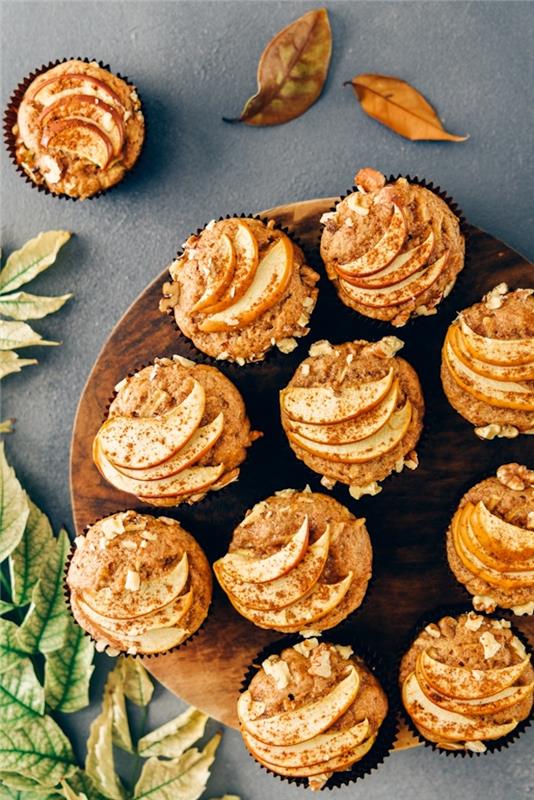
[214,488,372,633]
[66,511,212,655]
[92,356,260,506]
[7,59,144,199]
[320,168,464,326]
[400,611,534,752]
[447,463,534,616]
[238,638,389,790]
[279,337,424,500]
[160,217,320,363]
[441,285,534,439]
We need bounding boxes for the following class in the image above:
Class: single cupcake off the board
[279,337,424,499]
[447,463,534,616]
[320,168,465,326]
[160,217,320,363]
[441,285,534,438]
[92,356,260,506]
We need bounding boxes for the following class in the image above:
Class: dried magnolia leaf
[0,442,29,563]
[44,617,94,713]
[119,657,154,706]
[225,9,332,126]
[60,771,104,800]
[0,619,31,674]
[347,74,468,142]
[9,497,53,606]
[105,663,134,753]
[0,291,72,321]
[0,231,71,295]
[85,692,126,800]
[138,706,209,758]
[0,351,37,379]
[133,733,221,800]
[0,321,58,350]
[0,657,45,726]
[0,771,62,798]
[0,715,76,787]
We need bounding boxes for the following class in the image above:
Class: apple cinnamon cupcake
[320,168,465,326]
[441,285,534,438]
[214,489,372,633]
[238,638,390,790]
[447,464,534,616]
[6,59,144,199]
[279,337,424,499]
[160,217,320,364]
[400,611,534,752]
[93,356,260,506]
[66,511,212,655]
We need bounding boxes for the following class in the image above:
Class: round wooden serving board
[70,197,534,750]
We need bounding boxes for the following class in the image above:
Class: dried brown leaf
[347,73,468,142]
[225,8,332,126]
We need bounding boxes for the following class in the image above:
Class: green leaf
[138,707,208,758]
[133,733,221,800]
[0,321,58,350]
[0,442,29,563]
[119,657,154,706]
[0,601,14,616]
[85,693,126,800]
[9,497,53,606]
[0,351,37,379]
[44,617,94,713]
[0,714,76,786]
[60,771,107,800]
[0,619,31,673]
[16,529,70,654]
[0,231,71,294]
[105,664,133,753]
[0,657,45,725]
[0,291,72,321]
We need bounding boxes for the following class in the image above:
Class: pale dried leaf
[0,291,72,321]
[133,733,221,800]
[85,692,126,800]
[0,231,71,294]
[9,497,53,606]
[0,351,37,379]
[138,707,209,758]
[0,321,58,350]
[120,657,154,706]
[0,442,29,563]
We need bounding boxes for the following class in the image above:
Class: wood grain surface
[70,197,534,746]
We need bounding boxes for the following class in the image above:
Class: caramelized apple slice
[200,220,259,313]
[337,231,434,288]
[98,380,205,469]
[219,517,309,584]
[288,401,412,464]
[248,733,376,777]
[237,666,359,745]
[281,368,394,425]
[39,94,125,155]
[41,118,114,168]
[418,650,531,700]
[471,501,534,560]
[458,504,534,572]
[191,234,236,312]
[451,326,534,383]
[78,589,193,637]
[339,252,447,308]
[199,236,292,332]
[459,317,534,366]
[337,204,406,277]
[215,527,330,611]
[30,73,124,107]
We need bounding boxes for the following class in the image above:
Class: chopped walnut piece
[464,613,484,632]
[293,638,320,657]
[346,192,370,216]
[349,481,382,500]
[483,282,508,310]
[125,569,140,591]
[309,340,334,357]
[475,423,519,440]
[262,655,291,689]
[473,595,497,613]
[354,167,386,193]
[479,631,501,660]
[496,463,534,491]
[424,624,441,639]
[308,648,332,678]
[465,740,487,753]
[320,475,337,490]
[367,336,404,359]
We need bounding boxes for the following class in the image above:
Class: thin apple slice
[337,231,434,288]
[339,252,448,309]
[219,517,309,584]
[117,414,224,481]
[419,650,531,700]
[84,552,189,620]
[242,719,369,768]
[249,734,376,777]
[451,326,534,383]
[459,317,534,366]
[458,505,534,572]
[230,573,353,630]
[199,235,292,332]
[288,401,412,464]
[201,220,259,313]
[30,73,124,107]
[471,501,534,560]
[281,368,394,425]
[78,589,193,637]
[98,380,205,469]
[215,527,330,611]
[443,340,534,411]
[38,94,125,155]
[191,234,236,312]
[402,672,519,742]
[41,117,114,168]
[237,666,359,745]
[336,204,406,277]
[286,382,399,444]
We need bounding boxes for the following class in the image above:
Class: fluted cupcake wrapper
[63,513,212,659]
[3,57,145,201]
[238,632,399,790]
[395,602,534,757]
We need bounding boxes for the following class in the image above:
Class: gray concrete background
[1,0,533,797]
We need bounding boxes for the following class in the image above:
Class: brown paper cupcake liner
[396,602,534,756]
[3,57,145,201]
[238,631,399,789]
[161,212,321,372]
[63,514,212,659]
